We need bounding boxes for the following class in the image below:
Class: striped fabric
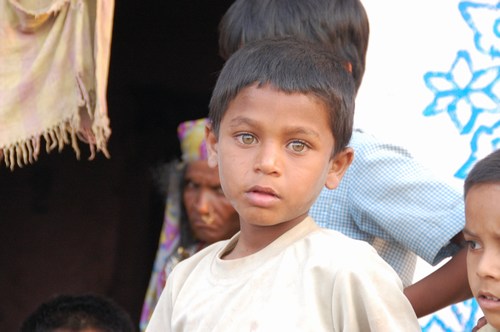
[0,0,114,170]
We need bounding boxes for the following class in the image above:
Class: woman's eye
[237,133,256,145]
[288,140,308,153]
[184,180,198,190]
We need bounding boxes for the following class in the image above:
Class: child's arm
[404,245,471,318]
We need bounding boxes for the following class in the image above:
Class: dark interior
[0,1,234,330]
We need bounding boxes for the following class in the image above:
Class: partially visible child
[463,149,500,332]
[20,293,135,332]
[146,37,420,331]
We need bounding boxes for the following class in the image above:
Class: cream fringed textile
[0,0,114,170]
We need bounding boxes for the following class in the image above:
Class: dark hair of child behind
[209,37,356,155]
[218,0,369,91]
[20,294,135,332]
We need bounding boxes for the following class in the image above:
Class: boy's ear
[205,124,219,168]
[325,148,354,190]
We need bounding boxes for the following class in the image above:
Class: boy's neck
[222,214,308,259]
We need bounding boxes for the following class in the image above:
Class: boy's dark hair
[209,37,356,155]
[20,294,135,332]
[218,0,369,91]
[464,149,500,198]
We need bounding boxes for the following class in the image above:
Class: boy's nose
[476,249,500,279]
[254,143,281,175]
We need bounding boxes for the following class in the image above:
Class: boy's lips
[245,185,280,207]
[477,291,500,311]
[247,185,280,196]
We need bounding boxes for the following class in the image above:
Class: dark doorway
[0,1,234,330]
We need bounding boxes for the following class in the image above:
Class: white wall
[357,0,499,330]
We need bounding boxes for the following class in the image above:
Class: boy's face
[206,83,352,231]
[464,182,500,329]
[183,160,240,244]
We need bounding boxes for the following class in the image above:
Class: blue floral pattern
[423,1,500,180]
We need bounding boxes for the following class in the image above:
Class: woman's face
[183,160,239,244]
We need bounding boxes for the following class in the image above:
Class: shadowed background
[0,1,233,330]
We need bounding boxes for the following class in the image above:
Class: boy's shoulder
[306,225,380,261]
[304,222,398,273]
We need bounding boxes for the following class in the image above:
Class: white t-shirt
[147,217,420,332]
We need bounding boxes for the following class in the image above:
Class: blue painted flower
[423,50,500,134]
[455,120,500,178]
[460,1,500,58]
[420,299,480,332]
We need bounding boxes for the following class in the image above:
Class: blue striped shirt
[310,129,464,286]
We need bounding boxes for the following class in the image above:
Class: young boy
[218,0,470,318]
[463,149,500,332]
[146,37,420,331]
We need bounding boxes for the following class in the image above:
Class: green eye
[239,133,255,144]
[288,141,307,153]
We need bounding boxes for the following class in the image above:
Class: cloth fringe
[0,115,110,171]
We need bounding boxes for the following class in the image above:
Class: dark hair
[209,37,356,155]
[464,149,500,198]
[218,0,369,91]
[20,294,135,332]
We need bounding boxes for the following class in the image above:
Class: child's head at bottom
[20,294,135,332]
[463,148,500,329]
[206,37,356,230]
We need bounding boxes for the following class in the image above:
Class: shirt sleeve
[348,130,464,265]
[145,269,174,332]
[331,247,421,331]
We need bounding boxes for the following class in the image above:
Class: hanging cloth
[0,0,114,170]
